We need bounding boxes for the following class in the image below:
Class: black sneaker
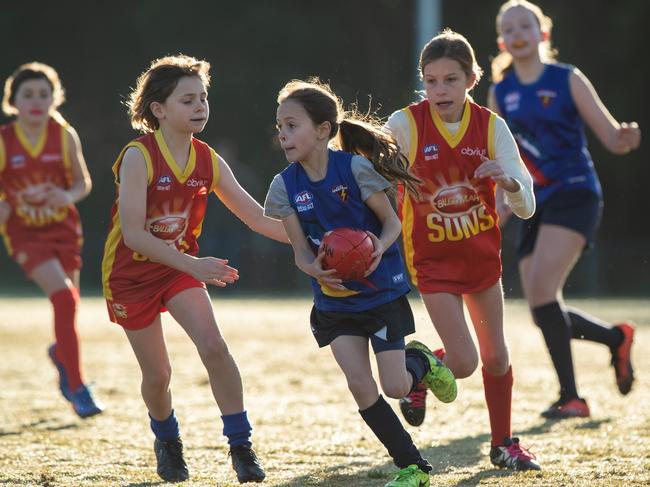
[154,437,189,482]
[229,444,266,483]
[490,437,540,471]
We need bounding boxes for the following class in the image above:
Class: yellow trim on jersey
[209,148,221,192]
[0,226,13,256]
[400,193,418,286]
[101,211,123,300]
[429,99,471,149]
[61,125,73,186]
[0,133,5,172]
[154,129,196,184]
[487,113,496,160]
[319,283,361,298]
[402,108,418,166]
[112,142,154,185]
[15,122,47,158]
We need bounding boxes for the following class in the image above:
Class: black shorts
[310,294,415,349]
[517,189,603,259]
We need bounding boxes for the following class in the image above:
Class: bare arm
[214,155,289,243]
[362,190,402,276]
[119,147,238,287]
[44,126,92,208]
[282,213,342,288]
[570,68,641,154]
[487,85,501,115]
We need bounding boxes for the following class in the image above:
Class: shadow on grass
[273,416,612,486]
[121,482,165,487]
[0,418,78,437]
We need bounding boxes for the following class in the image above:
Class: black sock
[359,395,431,471]
[567,307,624,350]
[405,349,428,393]
[531,301,579,400]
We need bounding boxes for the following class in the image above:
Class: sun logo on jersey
[332,184,348,202]
[536,89,557,108]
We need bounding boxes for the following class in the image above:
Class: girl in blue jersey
[264,78,457,487]
[489,0,641,418]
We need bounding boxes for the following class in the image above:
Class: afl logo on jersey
[157,175,172,191]
[433,185,481,215]
[423,144,439,161]
[10,154,26,168]
[504,91,520,112]
[295,191,314,212]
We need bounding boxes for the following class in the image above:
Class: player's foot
[70,384,104,419]
[405,341,457,403]
[490,437,540,471]
[540,397,590,419]
[154,437,189,482]
[229,444,266,483]
[385,464,430,487]
[399,382,427,426]
[612,322,635,395]
[47,344,72,401]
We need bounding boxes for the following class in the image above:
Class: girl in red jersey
[0,62,103,418]
[489,0,640,419]
[385,30,540,471]
[101,55,286,484]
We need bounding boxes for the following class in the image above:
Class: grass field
[0,296,647,486]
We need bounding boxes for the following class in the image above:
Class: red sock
[482,366,513,447]
[50,287,83,391]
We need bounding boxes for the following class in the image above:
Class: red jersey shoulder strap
[112,133,154,185]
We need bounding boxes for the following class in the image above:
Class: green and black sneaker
[406,340,457,403]
[385,464,430,487]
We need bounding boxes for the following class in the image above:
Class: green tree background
[1,0,648,296]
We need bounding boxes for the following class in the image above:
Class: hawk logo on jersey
[295,191,314,212]
[536,89,557,108]
[331,184,348,202]
[423,144,439,161]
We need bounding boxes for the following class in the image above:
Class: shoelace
[230,447,258,464]
[506,439,536,462]
[407,384,427,408]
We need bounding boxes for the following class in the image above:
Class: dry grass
[0,296,648,486]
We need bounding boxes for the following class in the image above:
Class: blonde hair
[2,62,65,118]
[127,54,211,133]
[419,29,483,86]
[278,78,420,196]
[491,0,557,82]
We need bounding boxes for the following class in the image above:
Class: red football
[320,227,374,280]
[149,216,187,241]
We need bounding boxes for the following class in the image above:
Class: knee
[197,335,230,365]
[481,349,510,376]
[526,277,556,307]
[346,373,376,398]
[446,351,479,379]
[142,367,172,394]
[382,380,410,399]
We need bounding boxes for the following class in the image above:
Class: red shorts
[106,273,206,330]
[10,237,82,276]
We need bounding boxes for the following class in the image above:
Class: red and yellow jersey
[398,99,501,294]
[0,118,81,254]
[101,130,220,303]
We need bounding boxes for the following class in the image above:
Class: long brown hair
[277,78,420,196]
[491,0,557,82]
[2,62,66,123]
[127,54,211,133]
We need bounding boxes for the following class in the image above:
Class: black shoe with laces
[154,437,189,482]
[229,444,266,483]
[490,437,540,471]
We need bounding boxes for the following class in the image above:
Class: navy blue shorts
[310,294,414,353]
[517,189,603,259]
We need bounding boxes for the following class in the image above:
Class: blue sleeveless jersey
[281,149,410,312]
[494,63,601,203]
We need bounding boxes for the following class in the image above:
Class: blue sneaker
[48,344,72,401]
[70,385,105,419]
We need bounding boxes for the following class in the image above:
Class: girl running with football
[488,0,640,418]
[264,78,457,487]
